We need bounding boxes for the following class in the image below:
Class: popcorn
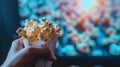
[91,50,103,56]
[18,0,120,56]
[16,17,61,67]
[16,17,61,43]
[106,27,115,35]
[109,43,120,55]
[61,44,78,56]
[76,42,90,53]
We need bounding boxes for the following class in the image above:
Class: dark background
[0,0,20,65]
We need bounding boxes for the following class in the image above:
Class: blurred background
[0,0,120,67]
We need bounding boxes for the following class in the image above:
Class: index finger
[26,46,57,61]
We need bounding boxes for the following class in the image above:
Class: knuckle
[26,47,34,54]
[46,48,51,55]
[11,40,18,46]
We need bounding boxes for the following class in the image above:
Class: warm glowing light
[79,0,97,12]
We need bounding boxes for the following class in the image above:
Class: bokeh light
[18,0,120,56]
[79,0,97,12]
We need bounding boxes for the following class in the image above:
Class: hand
[1,38,56,67]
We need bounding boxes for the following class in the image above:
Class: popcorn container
[17,17,61,67]
[33,38,57,67]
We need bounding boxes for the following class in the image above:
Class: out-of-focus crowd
[18,0,120,56]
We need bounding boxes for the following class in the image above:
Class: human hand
[1,38,56,67]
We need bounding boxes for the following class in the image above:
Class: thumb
[4,38,24,64]
[10,37,24,53]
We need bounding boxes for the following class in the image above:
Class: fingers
[49,52,57,61]
[11,38,57,61]
[4,38,24,63]
[25,46,57,61]
[11,37,24,52]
